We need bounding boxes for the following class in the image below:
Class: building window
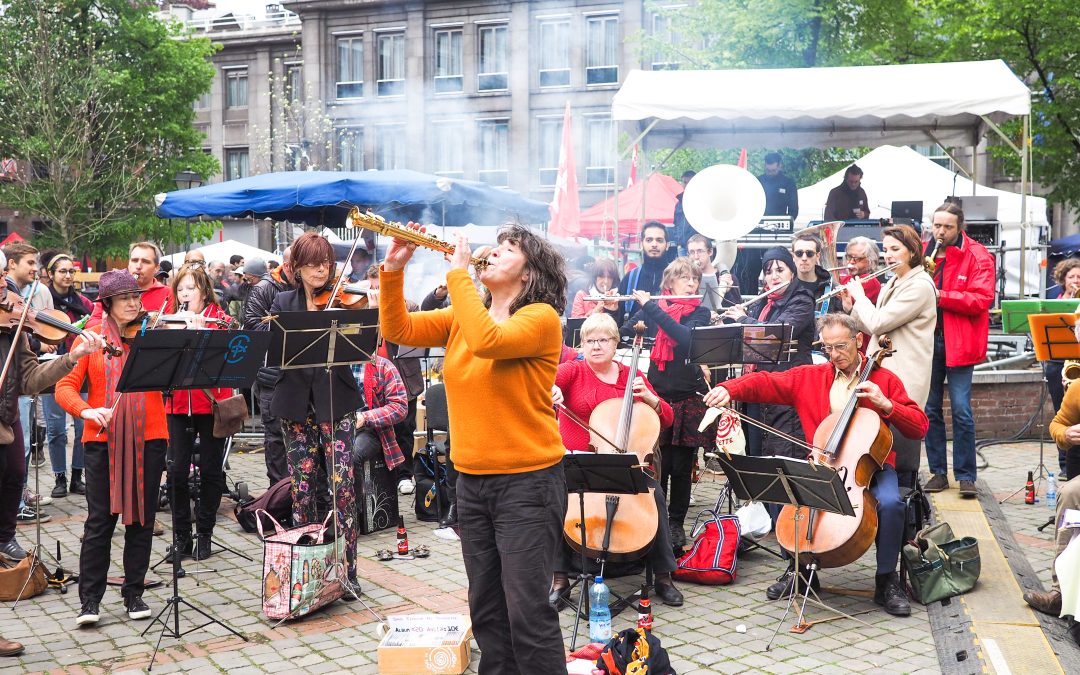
[585,117,614,185]
[375,125,405,170]
[377,32,405,97]
[537,117,563,187]
[337,127,364,171]
[284,64,303,104]
[225,148,249,180]
[285,145,304,171]
[478,119,509,186]
[586,15,619,85]
[225,69,248,107]
[538,20,570,88]
[194,89,211,110]
[651,11,684,70]
[0,222,7,239]
[478,24,508,92]
[434,28,463,94]
[336,36,364,99]
[432,122,464,178]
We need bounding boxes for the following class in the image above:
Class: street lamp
[173,169,203,251]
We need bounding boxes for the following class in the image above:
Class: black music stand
[268,309,385,621]
[713,453,873,649]
[561,453,650,651]
[563,317,585,349]
[117,329,270,670]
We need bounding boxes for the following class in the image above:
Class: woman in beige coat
[846,225,937,484]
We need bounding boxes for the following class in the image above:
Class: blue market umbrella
[154,170,550,227]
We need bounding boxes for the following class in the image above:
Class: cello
[774,337,895,569]
[561,323,660,562]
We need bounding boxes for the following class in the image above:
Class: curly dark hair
[484,224,566,315]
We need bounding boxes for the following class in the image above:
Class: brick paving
[0,436,1071,674]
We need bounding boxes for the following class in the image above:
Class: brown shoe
[924,474,950,493]
[153,519,165,536]
[959,480,977,498]
[0,636,24,657]
[1023,588,1062,616]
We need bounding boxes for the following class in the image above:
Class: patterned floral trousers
[283,415,357,574]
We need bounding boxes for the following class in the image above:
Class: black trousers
[558,474,677,575]
[660,444,695,525]
[80,439,166,603]
[457,464,566,675]
[256,383,288,486]
[392,397,417,481]
[166,414,226,535]
[0,422,24,544]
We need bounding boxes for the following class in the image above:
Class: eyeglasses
[302,260,332,270]
[844,254,867,263]
[792,250,817,258]
[54,269,76,275]
[584,338,616,347]
[820,341,853,354]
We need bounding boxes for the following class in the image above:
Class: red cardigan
[164,303,234,416]
[722,362,928,467]
[555,359,674,452]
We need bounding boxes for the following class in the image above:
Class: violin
[774,336,895,569]
[311,274,369,310]
[562,323,660,562]
[0,288,121,357]
[121,310,236,339]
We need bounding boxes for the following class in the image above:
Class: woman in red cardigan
[163,264,236,562]
[550,313,684,607]
[56,270,170,628]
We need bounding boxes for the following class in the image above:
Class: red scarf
[103,317,149,526]
[650,292,700,372]
[756,284,789,321]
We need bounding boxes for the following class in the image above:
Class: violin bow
[554,402,621,454]
[0,280,40,396]
[706,404,825,457]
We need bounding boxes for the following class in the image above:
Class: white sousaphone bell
[681,164,767,272]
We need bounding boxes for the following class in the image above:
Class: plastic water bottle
[588,576,612,643]
[1047,472,1057,510]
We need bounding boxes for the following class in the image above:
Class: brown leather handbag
[0,554,48,601]
[202,389,248,438]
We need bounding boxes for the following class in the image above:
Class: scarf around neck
[650,292,700,372]
[103,316,149,526]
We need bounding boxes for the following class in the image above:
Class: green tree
[0,0,220,256]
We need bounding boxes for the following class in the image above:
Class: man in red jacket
[704,313,928,616]
[922,203,995,498]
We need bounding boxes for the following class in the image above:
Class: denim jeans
[924,333,977,481]
[42,393,84,476]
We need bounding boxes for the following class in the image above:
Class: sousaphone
[681,164,766,271]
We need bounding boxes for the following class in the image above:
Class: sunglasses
[792,250,817,258]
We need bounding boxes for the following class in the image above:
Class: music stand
[561,453,650,651]
[268,309,386,621]
[563,317,585,349]
[713,453,874,649]
[117,329,269,670]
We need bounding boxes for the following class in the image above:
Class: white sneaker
[24,490,52,507]
[689,494,697,506]
[398,479,415,495]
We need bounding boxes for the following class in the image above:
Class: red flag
[737,148,748,169]
[549,102,580,238]
[627,144,638,188]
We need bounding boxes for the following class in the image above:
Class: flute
[815,263,900,305]
[580,293,704,302]
[727,279,793,310]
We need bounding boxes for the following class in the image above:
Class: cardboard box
[377,614,472,674]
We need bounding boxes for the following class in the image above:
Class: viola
[562,323,660,562]
[774,337,896,569]
[0,287,121,357]
[311,274,369,310]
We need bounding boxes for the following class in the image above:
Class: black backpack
[595,628,675,675]
[234,477,293,534]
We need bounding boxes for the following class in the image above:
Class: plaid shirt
[351,356,409,469]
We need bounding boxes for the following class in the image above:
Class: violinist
[550,313,684,607]
[621,256,714,550]
[55,270,169,627]
[269,232,363,595]
[163,264,234,562]
[704,313,927,616]
[40,251,93,500]
[380,224,568,674]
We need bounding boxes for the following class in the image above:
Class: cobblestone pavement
[0,437,1069,674]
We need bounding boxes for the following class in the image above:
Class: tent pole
[614,130,621,270]
[927,132,973,179]
[1020,114,1029,296]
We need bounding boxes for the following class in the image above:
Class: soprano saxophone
[346,207,490,271]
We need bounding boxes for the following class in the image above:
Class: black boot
[438,503,458,529]
[69,469,85,495]
[193,533,212,561]
[165,531,193,563]
[874,572,911,616]
[51,474,68,499]
[654,572,684,607]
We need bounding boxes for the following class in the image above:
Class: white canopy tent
[610,59,1036,291]
[797,145,1046,295]
[163,239,281,269]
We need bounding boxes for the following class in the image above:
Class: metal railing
[162,9,301,33]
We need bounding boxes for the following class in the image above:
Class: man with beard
[616,221,671,323]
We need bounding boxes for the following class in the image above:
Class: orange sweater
[379,267,564,475]
[55,327,169,443]
[1051,380,1080,450]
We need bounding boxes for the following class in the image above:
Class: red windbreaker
[925,233,995,368]
[164,302,234,415]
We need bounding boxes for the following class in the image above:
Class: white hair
[846,237,880,265]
